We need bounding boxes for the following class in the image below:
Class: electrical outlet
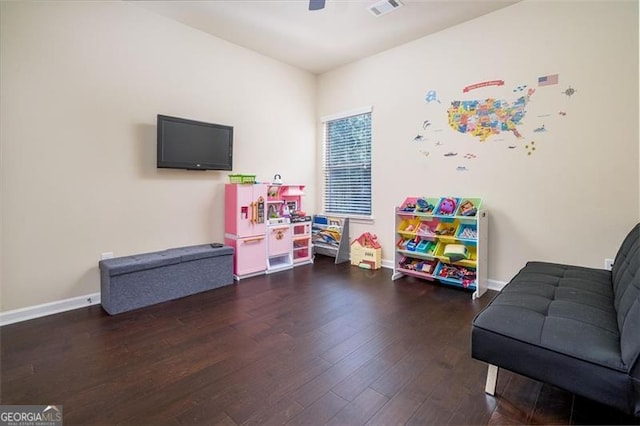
[101,252,114,260]
[604,258,614,271]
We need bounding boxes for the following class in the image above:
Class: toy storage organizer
[312,215,350,264]
[392,196,488,299]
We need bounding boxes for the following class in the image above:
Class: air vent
[367,0,404,17]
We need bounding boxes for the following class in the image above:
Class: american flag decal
[538,74,559,86]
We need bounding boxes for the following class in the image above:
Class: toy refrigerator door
[225,184,267,238]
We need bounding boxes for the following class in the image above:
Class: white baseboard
[0,293,101,327]
[381,259,395,269]
[487,279,507,291]
[0,266,507,327]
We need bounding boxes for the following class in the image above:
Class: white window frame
[320,106,373,221]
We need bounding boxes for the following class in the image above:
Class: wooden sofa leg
[485,364,498,395]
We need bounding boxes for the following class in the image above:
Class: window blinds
[322,110,372,217]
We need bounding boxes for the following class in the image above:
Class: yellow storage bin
[397,217,421,236]
[435,221,458,241]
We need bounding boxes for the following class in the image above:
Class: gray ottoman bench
[99,244,234,315]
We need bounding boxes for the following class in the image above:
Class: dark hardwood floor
[1,255,638,425]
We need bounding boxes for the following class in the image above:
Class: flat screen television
[157,114,233,171]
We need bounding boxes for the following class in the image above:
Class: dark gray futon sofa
[472,223,640,416]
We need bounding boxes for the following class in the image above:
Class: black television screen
[157,114,233,171]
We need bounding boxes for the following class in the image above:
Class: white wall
[1,0,638,314]
[0,1,316,311]
[317,0,639,283]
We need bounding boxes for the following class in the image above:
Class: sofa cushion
[474,261,623,371]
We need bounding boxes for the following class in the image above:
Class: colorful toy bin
[399,197,482,218]
[351,233,382,270]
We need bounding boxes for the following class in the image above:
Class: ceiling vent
[367,0,404,17]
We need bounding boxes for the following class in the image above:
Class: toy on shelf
[457,224,478,240]
[401,202,417,212]
[443,244,469,262]
[267,186,280,198]
[418,259,438,274]
[399,257,437,274]
[315,229,341,246]
[397,238,436,256]
[436,197,458,216]
[268,204,279,219]
[456,198,483,217]
[437,264,477,288]
[459,200,477,216]
[418,221,437,236]
[405,238,418,251]
[424,242,437,256]
[416,198,436,214]
[435,223,456,236]
[416,239,430,253]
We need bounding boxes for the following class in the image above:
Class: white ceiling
[129,0,520,74]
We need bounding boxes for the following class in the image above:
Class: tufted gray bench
[99,244,234,315]
[472,223,640,416]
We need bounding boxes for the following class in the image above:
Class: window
[321,107,372,218]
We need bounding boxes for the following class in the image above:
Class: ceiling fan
[308,0,325,11]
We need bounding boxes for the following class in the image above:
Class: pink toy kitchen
[224,179,312,280]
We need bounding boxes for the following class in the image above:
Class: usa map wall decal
[447,87,535,142]
[413,74,576,170]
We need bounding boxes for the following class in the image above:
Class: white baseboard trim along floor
[0,267,506,326]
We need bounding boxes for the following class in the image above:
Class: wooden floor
[1,256,638,425]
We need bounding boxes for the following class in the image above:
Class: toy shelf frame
[392,198,488,300]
